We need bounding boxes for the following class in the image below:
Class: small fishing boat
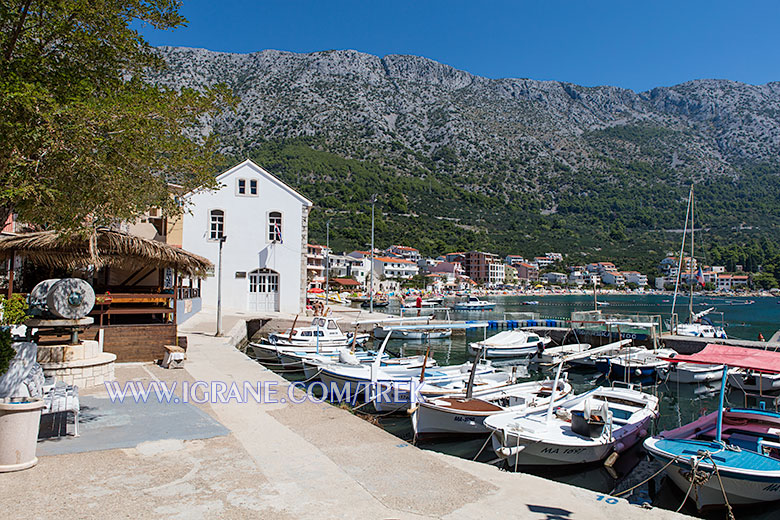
[467,329,551,358]
[300,351,434,380]
[530,343,591,364]
[658,361,725,384]
[453,296,495,311]
[486,382,658,467]
[373,325,452,340]
[677,308,728,339]
[566,339,640,368]
[594,348,676,380]
[265,316,370,348]
[411,377,573,438]
[644,344,780,510]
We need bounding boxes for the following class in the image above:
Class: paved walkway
[0,309,693,519]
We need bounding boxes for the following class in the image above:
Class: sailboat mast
[689,186,694,322]
[671,186,693,327]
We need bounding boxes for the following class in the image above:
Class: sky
[136,1,780,92]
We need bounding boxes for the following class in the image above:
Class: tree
[0,1,234,231]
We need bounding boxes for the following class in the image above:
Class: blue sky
[137,1,779,92]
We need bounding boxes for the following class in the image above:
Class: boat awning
[661,344,780,374]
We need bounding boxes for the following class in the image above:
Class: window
[268,211,282,242]
[237,178,258,196]
[209,210,224,240]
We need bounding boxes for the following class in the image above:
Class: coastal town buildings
[515,262,539,282]
[181,159,312,313]
[465,251,504,286]
[372,256,419,279]
[386,245,421,262]
[541,272,568,285]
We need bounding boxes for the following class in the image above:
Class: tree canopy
[0,0,233,231]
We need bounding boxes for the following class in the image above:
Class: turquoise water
[269,295,780,517]
[390,293,779,341]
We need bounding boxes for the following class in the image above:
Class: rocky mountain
[149,46,780,267]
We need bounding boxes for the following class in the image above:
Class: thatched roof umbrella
[0,228,212,277]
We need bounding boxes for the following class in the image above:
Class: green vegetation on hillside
[235,138,780,278]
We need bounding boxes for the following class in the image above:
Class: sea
[286,294,780,518]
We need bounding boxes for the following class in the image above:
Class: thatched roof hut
[0,228,212,277]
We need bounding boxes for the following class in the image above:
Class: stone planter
[0,397,45,472]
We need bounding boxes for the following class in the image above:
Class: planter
[0,397,45,472]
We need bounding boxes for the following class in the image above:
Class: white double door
[248,268,280,312]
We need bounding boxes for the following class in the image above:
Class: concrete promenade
[0,308,692,519]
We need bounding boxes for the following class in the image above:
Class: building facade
[465,251,504,286]
[181,159,312,313]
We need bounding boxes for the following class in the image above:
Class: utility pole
[216,235,227,336]
[370,194,377,314]
[325,218,332,307]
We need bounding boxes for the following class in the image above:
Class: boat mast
[671,186,693,329]
[689,186,695,323]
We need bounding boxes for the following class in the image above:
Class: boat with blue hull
[594,348,675,381]
[644,344,780,510]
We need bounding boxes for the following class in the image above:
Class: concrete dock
[0,307,692,519]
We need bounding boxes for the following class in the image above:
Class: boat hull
[493,414,654,467]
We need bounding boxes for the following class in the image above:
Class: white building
[622,271,648,287]
[542,272,568,285]
[601,271,626,286]
[182,159,312,313]
[386,245,421,262]
[328,254,367,284]
[373,256,419,279]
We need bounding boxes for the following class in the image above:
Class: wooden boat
[644,344,780,510]
[486,384,658,467]
[468,329,551,358]
[411,378,573,438]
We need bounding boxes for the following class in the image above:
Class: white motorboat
[411,378,573,438]
[277,347,388,371]
[453,296,495,311]
[468,329,551,358]
[658,361,725,384]
[485,384,659,467]
[531,343,591,364]
[676,308,727,339]
[265,316,370,349]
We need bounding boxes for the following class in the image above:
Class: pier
[0,307,692,519]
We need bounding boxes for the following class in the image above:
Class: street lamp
[216,235,227,336]
[369,194,377,313]
[325,218,332,306]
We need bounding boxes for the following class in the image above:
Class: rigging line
[671,186,694,325]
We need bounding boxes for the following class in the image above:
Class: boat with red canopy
[644,344,780,510]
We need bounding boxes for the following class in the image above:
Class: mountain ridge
[149,46,780,270]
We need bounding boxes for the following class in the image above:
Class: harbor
[241,294,780,519]
[0,308,691,519]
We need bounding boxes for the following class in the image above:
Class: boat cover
[661,344,780,374]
